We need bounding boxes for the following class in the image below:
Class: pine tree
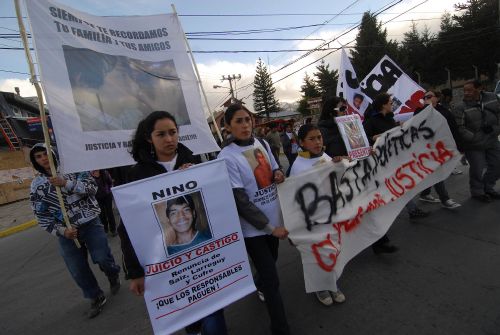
[300,73,320,98]
[434,0,499,81]
[399,22,437,85]
[253,58,280,119]
[296,73,320,116]
[314,60,338,99]
[351,12,400,79]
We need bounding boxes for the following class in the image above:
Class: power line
[234,0,372,94]
[271,0,432,86]
[188,37,328,41]
[0,69,30,75]
[0,25,494,53]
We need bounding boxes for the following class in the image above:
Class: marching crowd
[28,79,500,334]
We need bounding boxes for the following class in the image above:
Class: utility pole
[444,67,452,91]
[472,65,478,80]
[220,74,241,100]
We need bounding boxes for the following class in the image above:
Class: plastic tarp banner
[112,160,255,334]
[278,107,458,293]
[26,0,219,173]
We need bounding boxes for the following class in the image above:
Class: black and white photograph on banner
[64,45,190,131]
[152,191,213,257]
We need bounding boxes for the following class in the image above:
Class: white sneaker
[257,290,265,302]
[451,168,463,175]
[315,290,333,306]
[331,290,346,303]
[419,194,440,203]
[442,199,461,209]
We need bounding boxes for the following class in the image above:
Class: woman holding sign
[218,103,291,335]
[117,111,227,335]
[363,93,428,253]
[289,123,347,306]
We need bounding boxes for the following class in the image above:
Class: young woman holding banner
[117,111,227,335]
[218,103,291,335]
[288,123,347,306]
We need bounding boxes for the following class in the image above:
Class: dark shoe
[409,208,430,219]
[486,191,500,200]
[109,276,121,295]
[472,194,492,203]
[372,244,399,254]
[89,294,107,319]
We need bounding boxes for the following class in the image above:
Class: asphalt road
[1,167,500,335]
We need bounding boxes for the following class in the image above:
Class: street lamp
[213,85,234,99]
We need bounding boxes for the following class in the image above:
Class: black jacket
[117,143,201,279]
[318,119,348,157]
[414,104,463,151]
[363,112,398,145]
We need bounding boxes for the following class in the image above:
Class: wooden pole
[170,4,223,144]
[14,0,81,248]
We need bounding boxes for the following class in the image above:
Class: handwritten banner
[359,55,425,121]
[26,0,219,173]
[112,160,254,334]
[337,48,370,117]
[278,107,459,293]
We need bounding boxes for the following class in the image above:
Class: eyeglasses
[334,106,347,112]
[424,95,435,99]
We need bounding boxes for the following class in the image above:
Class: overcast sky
[0,0,459,112]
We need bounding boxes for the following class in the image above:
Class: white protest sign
[112,160,254,334]
[359,55,425,121]
[278,107,459,293]
[337,48,370,117]
[335,114,371,160]
[26,0,219,173]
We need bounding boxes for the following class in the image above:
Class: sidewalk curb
[0,219,37,238]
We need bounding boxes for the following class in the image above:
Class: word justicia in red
[385,140,454,198]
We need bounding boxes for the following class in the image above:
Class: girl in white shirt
[288,123,347,306]
[218,103,290,335]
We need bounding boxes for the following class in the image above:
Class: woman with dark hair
[164,194,211,255]
[317,96,348,159]
[363,93,429,252]
[288,123,347,306]
[218,103,290,335]
[415,90,461,209]
[117,111,226,335]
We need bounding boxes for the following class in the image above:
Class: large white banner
[359,55,425,122]
[26,0,219,173]
[337,48,370,117]
[112,160,254,334]
[278,107,459,293]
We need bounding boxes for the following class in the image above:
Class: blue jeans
[185,309,227,335]
[58,217,120,299]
